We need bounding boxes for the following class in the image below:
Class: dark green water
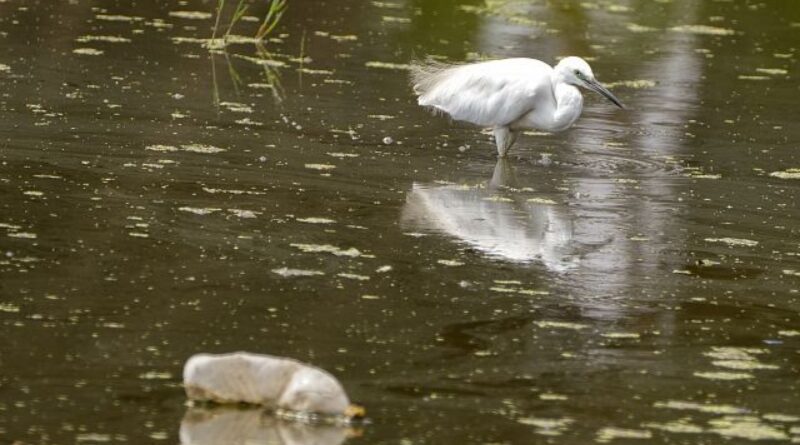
[1,0,799,443]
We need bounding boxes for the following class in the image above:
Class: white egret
[411,57,624,157]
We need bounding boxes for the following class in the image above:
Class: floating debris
[183,352,362,418]
[0,64,9,72]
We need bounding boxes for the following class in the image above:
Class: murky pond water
[2,0,799,443]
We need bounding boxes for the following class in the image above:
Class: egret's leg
[493,127,518,157]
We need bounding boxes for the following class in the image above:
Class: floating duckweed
[770,169,800,180]
[0,303,20,313]
[8,232,37,239]
[527,197,557,204]
[95,14,144,22]
[704,237,759,247]
[484,195,513,203]
[76,35,131,43]
[670,25,735,35]
[297,217,336,224]
[365,61,412,70]
[138,371,172,380]
[290,243,362,257]
[201,187,266,196]
[182,144,226,154]
[518,417,573,436]
[606,79,657,89]
[305,163,337,171]
[272,268,325,277]
[738,75,770,81]
[227,209,259,219]
[704,347,768,361]
[535,321,588,330]
[325,34,357,43]
[146,144,179,152]
[178,207,222,215]
[76,433,112,442]
[627,23,657,32]
[602,332,640,339]
[220,102,253,113]
[337,273,370,281]
[168,11,212,20]
[327,152,359,158]
[694,371,754,380]
[539,392,568,401]
[73,48,104,56]
[763,414,800,423]
[755,68,788,75]
[708,416,789,441]
[643,420,704,434]
[711,360,779,370]
[437,259,464,266]
[596,427,652,442]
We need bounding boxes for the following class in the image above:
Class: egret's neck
[550,78,583,131]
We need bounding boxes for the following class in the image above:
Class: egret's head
[556,56,624,109]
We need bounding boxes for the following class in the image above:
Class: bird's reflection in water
[180,407,352,445]
[401,159,578,271]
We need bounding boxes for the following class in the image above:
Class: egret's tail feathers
[409,59,461,97]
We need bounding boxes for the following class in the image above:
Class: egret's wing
[411,58,551,127]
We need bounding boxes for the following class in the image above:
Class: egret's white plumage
[411,57,623,157]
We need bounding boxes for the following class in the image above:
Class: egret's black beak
[585,78,625,109]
